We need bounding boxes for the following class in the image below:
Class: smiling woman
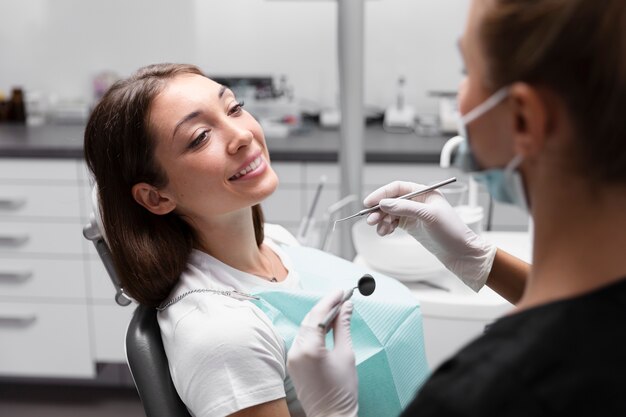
[83,63,294,417]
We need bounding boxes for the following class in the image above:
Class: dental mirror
[358,273,376,296]
[319,274,376,329]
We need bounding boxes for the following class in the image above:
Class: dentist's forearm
[486,248,530,305]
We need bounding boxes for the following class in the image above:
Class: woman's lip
[228,157,267,181]
[231,151,263,178]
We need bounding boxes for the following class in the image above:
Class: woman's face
[457,0,517,169]
[147,73,278,220]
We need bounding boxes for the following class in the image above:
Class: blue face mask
[455,87,528,211]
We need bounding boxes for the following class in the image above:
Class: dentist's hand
[364,181,496,292]
[287,290,358,417]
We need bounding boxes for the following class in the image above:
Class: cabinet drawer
[271,162,302,185]
[0,258,86,299]
[305,163,339,185]
[304,186,340,218]
[0,184,81,219]
[0,301,94,378]
[92,304,135,362]
[0,159,80,182]
[0,221,84,255]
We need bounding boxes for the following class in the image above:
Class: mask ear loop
[461,87,510,125]
[504,154,529,211]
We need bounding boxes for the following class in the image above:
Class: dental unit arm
[440,135,479,207]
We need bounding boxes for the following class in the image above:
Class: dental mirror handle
[318,288,355,330]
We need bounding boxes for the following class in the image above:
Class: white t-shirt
[157,224,305,417]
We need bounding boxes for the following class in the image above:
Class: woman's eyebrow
[172,110,201,140]
[220,85,236,100]
[171,86,232,139]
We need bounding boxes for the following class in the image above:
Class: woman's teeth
[230,156,262,180]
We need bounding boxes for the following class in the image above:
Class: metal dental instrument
[297,175,326,243]
[319,274,376,330]
[333,177,457,226]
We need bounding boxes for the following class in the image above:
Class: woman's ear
[509,82,551,159]
[131,183,176,215]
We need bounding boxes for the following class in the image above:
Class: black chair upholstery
[126,305,191,417]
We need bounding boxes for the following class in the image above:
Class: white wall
[0,0,469,114]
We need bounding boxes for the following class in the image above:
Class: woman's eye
[189,130,209,149]
[228,101,245,116]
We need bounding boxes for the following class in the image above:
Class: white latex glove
[287,290,358,417]
[363,181,497,292]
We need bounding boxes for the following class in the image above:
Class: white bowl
[351,219,447,280]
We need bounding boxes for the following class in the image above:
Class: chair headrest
[91,184,110,246]
[83,183,133,307]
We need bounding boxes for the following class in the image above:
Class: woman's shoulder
[158,296,290,416]
[160,293,282,349]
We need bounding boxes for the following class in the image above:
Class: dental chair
[83,188,191,417]
[125,305,191,417]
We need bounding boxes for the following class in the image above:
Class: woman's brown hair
[84,63,265,307]
[480,0,626,183]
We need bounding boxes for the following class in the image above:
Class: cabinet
[0,158,134,379]
[0,159,94,378]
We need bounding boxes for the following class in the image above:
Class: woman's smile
[229,153,268,181]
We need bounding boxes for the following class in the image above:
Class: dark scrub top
[401,277,626,416]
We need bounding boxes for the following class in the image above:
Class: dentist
[287,0,626,415]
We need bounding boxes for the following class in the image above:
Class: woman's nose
[224,120,253,154]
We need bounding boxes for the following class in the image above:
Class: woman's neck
[193,208,264,273]
[189,208,288,281]
[518,170,626,310]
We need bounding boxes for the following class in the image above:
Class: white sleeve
[165,304,287,417]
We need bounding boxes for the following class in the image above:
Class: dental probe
[319,274,376,330]
[333,177,457,226]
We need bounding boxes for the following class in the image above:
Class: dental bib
[250,245,430,417]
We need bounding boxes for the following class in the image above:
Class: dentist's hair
[480,0,626,183]
[84,63,265,307]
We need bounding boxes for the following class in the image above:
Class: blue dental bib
[250,245,430,417]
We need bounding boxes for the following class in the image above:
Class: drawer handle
[0,197,26,211]
[0,271,33,282]
[0,314,37,327]
[0,235,30,247]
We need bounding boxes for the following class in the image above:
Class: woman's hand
[364,181,497,292]
[287,290,358,417]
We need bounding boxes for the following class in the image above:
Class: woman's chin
[258,174,279,203]
[245,172,279,206]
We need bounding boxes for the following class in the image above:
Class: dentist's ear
[509,82,552,159]
[131,183,176,215]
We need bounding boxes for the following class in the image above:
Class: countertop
[0,123,451,163]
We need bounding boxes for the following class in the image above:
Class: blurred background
[0,1,531,415]
[0,0,467,116]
